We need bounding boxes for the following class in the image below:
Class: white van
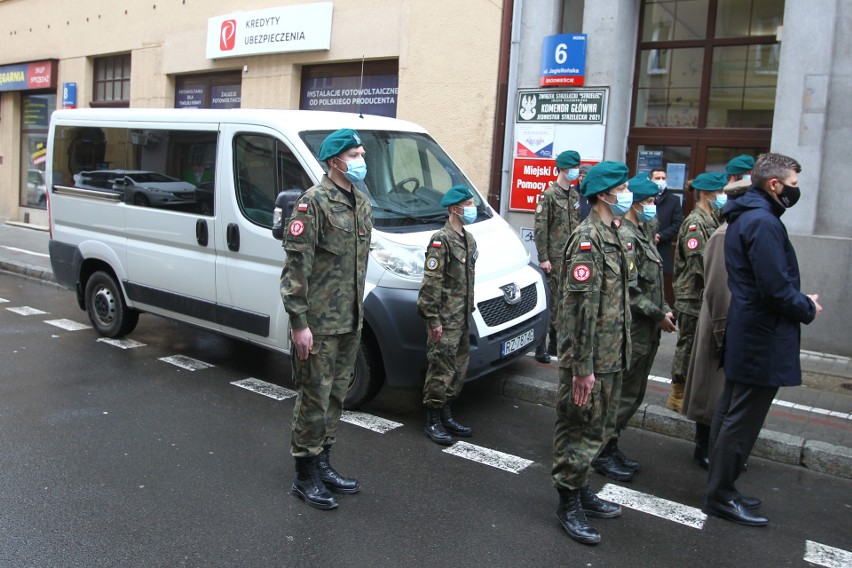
[47,108,548,407]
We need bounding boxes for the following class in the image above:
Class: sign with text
[517,88,605,124]
[515,124,555,158]
[509,158,558,211]
[540,34,586,87]
[210,84,241,109]
[0,60,57,92]
[206,2,332,59]
[176,85,206,109]
[62,82,77,109]
[301,74,398,118]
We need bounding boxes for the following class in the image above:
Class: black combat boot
[318,445,360,494]
[291,456,338,510]
[556,489,601,544]
[424,407,454,445]
[441,404,472,437]
[610,439,640,472]
[579,485,622,518]
[535,339,551,363]
[693,422,710,470]
[547,330,557,357]
[592,441,635,482]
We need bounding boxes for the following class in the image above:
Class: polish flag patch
[431,240,442,248]
[289,220,305,236]
[579,241,592,251]
[688,224,697,231]
[297,202,309,212]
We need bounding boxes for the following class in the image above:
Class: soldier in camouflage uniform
[534,150,582,363]
[593,174,678,480]
[418,186,478,445]
[280,128,373,510]
[552,161,632,545]
[666,172,727,413]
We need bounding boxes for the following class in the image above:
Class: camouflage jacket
[280,175,373,335]
[534,182,581,265]
[558,209,631,376]
[619,218,670,327]
[673,207,718,316]
[417,220,477,330]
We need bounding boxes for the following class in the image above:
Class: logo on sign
[220,20,237,51]
[27,63,52,89]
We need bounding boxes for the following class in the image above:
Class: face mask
[566,168,580,181]
[777,183,801,208]
[339,157,367,183]
[638,204,657,222]
[460,206,477,224]
[742,174,751,183]
[607,191,633,216]
[654,179,667,192]
[711,193,728,211]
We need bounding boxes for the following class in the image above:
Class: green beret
[579,161,629,197]
[555,150,581,169]
[440,185,474,207]
[725,154,754,175]
[691,172,728,191]
[318,128,364,161]
[628,174,659,202]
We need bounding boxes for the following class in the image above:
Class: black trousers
[705,379,778,505]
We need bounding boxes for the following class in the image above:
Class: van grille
[477,284,538,327]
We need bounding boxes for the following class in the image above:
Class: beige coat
[682,222,729,424]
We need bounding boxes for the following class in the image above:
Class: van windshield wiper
[372,205,447,224]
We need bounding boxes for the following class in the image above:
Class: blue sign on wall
[540,34,587,87]
[62,82,77,108]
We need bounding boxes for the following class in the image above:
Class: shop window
[175,73,242,109]
[300,60,398,118]
[93,54,131,107]
[20,94,56,209]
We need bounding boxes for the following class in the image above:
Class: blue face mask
[566,168,580,181]
[460,206,477,224]
[638,204,657,222]
[608,191,633,216]
[341,157,367,183]
[711,193,728,211]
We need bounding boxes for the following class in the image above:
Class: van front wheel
[344,342,383,409]
[85,271,140,338]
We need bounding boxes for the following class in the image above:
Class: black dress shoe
[693,445,709,470]
[534,343,551,363]
[738,495,761,510]
[592,454,635,482]
[703,500,768,526]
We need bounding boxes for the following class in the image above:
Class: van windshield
[300,129,488,230]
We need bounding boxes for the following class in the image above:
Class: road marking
[45,319,91,331]
[159,355,214,371]
[0,297,8,303]
[1,246,49,258]
[340,411,403,434]
[443,441,533,474]
[98,337,147,349]
[597,484,707,529]
[804,540,852,568]
[231,378,297,401]
[6,306,48,316]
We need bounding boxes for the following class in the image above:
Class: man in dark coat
[703,153,823,527]
[651,168,683,308]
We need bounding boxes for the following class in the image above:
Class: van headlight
[370,233,424,280]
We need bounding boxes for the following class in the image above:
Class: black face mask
[778,183,801,208]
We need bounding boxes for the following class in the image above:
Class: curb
[495,375,852,480]
[0,260,56,283]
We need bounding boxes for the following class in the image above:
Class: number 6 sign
[540,34,587,87]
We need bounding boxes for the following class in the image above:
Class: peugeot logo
[500,283,522,305]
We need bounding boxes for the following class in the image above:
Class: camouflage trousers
[552,370,622,490]
[546,262,563,334]
[422,325,470,408]
[290,330,361,458]
[671,312,698,384]
[615,331,661,435]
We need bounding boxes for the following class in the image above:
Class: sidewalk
[2,220,851,479]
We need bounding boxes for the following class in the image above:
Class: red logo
[687,237,699,251]
[27,63,53,89]
[289,220,305,236]
[573,264,591,282]
[220,20,237,51]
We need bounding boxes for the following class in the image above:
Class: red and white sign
[509,158,557,212]
[219,20,237,51]
[573,264,591,282]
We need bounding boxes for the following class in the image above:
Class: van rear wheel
[344,342,383,409]
[85,271,140,338]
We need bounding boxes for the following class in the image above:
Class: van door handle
[226,223,240,251]
[196,219,209,247]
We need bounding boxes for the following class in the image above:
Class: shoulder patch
[573,263,592,282]
[425,255,441,272]
[297,202,309,213]
[627,241,633,250]
[289,219,305,237]
[431,240,442,248]
[688,224,698,231]
[686,237,700,250]
[535,203,543,214]
[579,241,592,251]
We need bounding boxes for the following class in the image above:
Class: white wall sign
[206,2,333,59]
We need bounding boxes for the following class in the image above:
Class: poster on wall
[515,124,555,158]
[300,74,399,118]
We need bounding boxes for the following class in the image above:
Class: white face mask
[654,179,667,191]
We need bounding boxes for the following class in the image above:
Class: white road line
[44,319,91,331]
[340,411,403,434]
[0,297,9,303]
[649,374,672,384]
[443,441,533,474]
[804,540,852,568]
[158,355,214,371]
[231,378,297,401]
[596,484,707,529]
[97,337,147,349]
[1,246,49,258]
[6,306,48,316]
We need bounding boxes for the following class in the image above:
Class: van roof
[50,108,427,134]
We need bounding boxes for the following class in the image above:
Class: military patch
[289,219,305,236]
[426,256,440,271]
[687,237,700,250]
[579,241,592,251]
[688,224,697,231]
[627,241,633,250]
[431,240,442,248]
[297,202,309,212]
[573,264,591,282]
[536,203,543,214]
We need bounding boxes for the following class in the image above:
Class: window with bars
[93,54,131,107]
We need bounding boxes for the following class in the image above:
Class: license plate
[501,329,535,358]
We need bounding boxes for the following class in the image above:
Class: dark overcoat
[655,190,684,274]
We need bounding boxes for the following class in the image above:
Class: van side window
[52,125,217,214]
[233,134,312,228]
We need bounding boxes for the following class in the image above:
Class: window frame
[92,54,131,108]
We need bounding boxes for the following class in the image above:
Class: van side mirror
[272,189,305,240]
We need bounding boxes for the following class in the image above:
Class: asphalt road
[1,272,850,568]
